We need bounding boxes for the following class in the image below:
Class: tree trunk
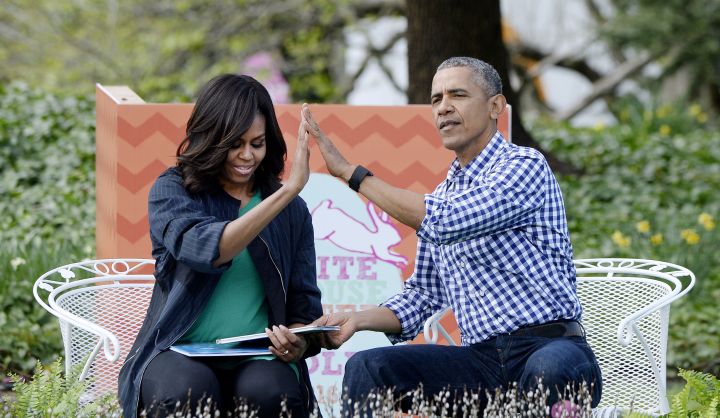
[406,0,579,174]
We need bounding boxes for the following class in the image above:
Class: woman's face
[221,113,267,195]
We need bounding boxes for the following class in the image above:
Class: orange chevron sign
[96,85,510,263]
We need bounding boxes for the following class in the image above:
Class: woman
[118,74,322,418]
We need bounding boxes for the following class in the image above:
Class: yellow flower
[689,104,702,117]
[656,105,671,118]
[612,230,631,248]
[698,212,715,230]
[697,112,708,123]
[680,229,700,245]
[659,124,672,136]
[699,213,712,223]
[635,220,651,234]
[650,233,663,245]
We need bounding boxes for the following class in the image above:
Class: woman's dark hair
[176,74,287,197]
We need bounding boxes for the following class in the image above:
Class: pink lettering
[357,257,378,280]
[307,356,319,374]
[322,351,343,375]
[317,256,330,280]
[332,256,354,280]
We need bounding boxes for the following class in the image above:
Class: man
[301,57,602,413]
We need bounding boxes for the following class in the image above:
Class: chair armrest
[46,281,126,362]
[423,306,457,345]
[615,281,689,347]
[50,307,122,362]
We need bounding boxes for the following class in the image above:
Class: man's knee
[519,339,602,406]
[346,347,401,380]
[343,348,398,400]
[345,350,377,376]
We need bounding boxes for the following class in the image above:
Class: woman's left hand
[265,325,308,363]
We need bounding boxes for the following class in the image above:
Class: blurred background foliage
[0,0,718,386]
[0,0,403,103]
[600,0,720,106]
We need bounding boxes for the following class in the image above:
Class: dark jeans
[141,350,305,418]
[343,335,602,416]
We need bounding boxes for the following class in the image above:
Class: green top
[179,193,298,378]
[181,193,268,343]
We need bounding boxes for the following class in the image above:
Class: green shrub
[0,82,96,251]
[0,82,95,379]
[0,243,90,382]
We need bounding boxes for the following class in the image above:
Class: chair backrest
[33,259,155,401]
[574,258,695,415]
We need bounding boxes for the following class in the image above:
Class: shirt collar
[446,130,506,181]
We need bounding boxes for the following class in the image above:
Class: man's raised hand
[301,104,355,181]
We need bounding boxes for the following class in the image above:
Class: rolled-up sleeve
[149,173,229,274]
[382,239,448,343]
[417,155,547,246]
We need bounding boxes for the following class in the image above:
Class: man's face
[431,67,498,165]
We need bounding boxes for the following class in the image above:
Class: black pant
[140,350,305,418]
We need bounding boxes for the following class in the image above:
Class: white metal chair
[423,258,695,416]
[33,259,155,401]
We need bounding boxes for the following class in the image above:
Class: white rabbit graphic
[311,199,408,269]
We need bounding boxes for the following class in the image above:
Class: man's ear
[490,94,507,120]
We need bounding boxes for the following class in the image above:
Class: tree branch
[515,44,602,83]
[555,52,655,121]
[584,0,607,25]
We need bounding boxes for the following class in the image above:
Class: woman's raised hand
[286,109,311,194]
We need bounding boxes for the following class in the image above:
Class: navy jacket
[118,167,322,417]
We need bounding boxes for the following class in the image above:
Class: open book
[170,343,271,357]
[215,325,340,345]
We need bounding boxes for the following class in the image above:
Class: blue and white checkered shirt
[383,131,582,345]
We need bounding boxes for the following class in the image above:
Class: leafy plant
[668,369,720,417]
[1,358,120,418]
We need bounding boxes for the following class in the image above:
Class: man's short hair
[437,57,503,97]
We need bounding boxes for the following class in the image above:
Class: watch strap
[348,165,373,192]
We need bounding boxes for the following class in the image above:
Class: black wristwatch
[348,165,373,192]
